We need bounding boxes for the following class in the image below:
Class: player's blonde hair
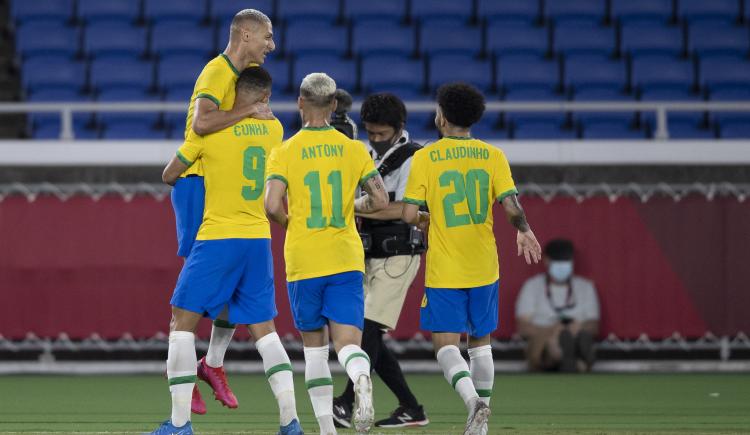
[300,73,337,107]
[231,8,271,33]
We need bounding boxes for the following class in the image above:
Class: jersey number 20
[440,169,490,227]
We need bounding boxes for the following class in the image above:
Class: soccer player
[401,83,542,435]
[170,8,275,413]
[152,67,302,435]
[264,73,389,434]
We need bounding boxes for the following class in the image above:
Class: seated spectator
[515,239,600,372]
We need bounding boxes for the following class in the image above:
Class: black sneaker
[375,405,430,428]
[332,396,352,428]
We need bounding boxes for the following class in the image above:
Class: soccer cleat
[277,418,304,435]
[146,420,193,435]
[463,400,491,435]
[196,356,238,408]
[332,396,352,428]
[191,384,206,415]
[352,375,374,433]
[375,405,429,428]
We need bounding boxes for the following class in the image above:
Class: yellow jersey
[176,118,284,240]
[265,126,379,281]
[181,54,243,177]
[403,136,517,288]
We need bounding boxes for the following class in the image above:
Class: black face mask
[370,134,397,158]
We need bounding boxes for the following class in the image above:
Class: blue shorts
[171,238,277,325]
[287,271,365,332]
[420,280,499,337]
[171,176,205,257]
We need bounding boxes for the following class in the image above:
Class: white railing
[1,101,750,140]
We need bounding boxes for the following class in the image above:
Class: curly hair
[360,93,407,131]
[436,82,485,128]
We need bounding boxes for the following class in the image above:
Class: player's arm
[192,98,273,136]
[264,179,289,229]
[354,174,389,214]
[500,194,542,265]
[162,155,190,186]
[401,203,430,230]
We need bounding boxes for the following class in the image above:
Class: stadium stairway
[0,0,24,138]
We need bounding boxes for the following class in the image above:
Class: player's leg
[288,276,336,435]
[163,307,203,433]
[324,271,374,433]
[197,309,238,409]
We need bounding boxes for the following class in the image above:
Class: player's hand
[417,211,430,232]
[246,102,274,120]
[517,229,542,265]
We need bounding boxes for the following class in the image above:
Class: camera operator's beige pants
[364,255,421,330]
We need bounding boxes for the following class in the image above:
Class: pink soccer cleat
[191,384,207,415]
[197,356,239,409]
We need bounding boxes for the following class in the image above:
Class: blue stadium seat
[632,55,693,93]
[478,0,540,23]
[277,0,340,23]
[620,21,684,57]
[361,55,424,93]
[513,121,577,139]
[344,0,406,23]
[677,0,739,23]
[564,55,627,92]
[709,86,750,124]
[640,87,705,126]
[33,121,99,139]
[428,55,492,92]
[410,0,473,22]
[471,116,507,139]
[292,54,357,92]
[364,86,429,102]
[273,111,301,136]
[90,56,154,92]
[143,0,206,23]
[97,89,161,126]
[407,111,438,140]
[84,21,147,58]
[581,120,646,139]
[152,21,215,58]
[103,120,168,139]
[285,20,348,56]
[572,87,636,123]
[487,20,548,56]
[610,0,673,24]
[77,0,141,23]
[497,55,560,93]
[688,22,750,57]
[699,55,750,92]
[210,0,274,21]
[11,0,73,24]
[353,20,416,56]
[504,88,567,126]
[545,0,606,22]
[720,121,750,138]
[26,89,93,139]
[262,58,292,93]
[663,120,716,139]
[164,85,194,102]
[23,56,86,93]
[27,88,88,102]
[15,21,79,59]
[553,20,616,56]
[419,19,482,56]
[157,55,205,93]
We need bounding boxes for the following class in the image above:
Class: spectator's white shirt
[364,130,413,201]
[515,273,600,327]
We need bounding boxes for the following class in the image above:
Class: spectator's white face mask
[549,261,573,282]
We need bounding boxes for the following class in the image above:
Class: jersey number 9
[242,146,265,200]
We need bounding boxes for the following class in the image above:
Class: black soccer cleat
[332,396,352,428]
[375,405,430,428]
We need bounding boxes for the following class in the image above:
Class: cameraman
[332,93,429,429]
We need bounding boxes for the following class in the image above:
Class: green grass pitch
[1,373,748,434]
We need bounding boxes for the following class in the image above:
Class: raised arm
[501,194,542,264]
[192,98,273,136]
[162,155,190,186]
[264,179,289,228]
[354,174,389,214]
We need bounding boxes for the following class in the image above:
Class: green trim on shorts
[476,389,493,398]
[265,363,293,379]
[168,375,197,386]
[344,352,370,368]
[402,197,426,206]
[497,188,518,203]
[451,371,471,389]
[212,319,235,329]
[305,377,334,389]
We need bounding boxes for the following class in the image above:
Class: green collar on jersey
[301,126,334,131]
[220,54,241,77]
[445,135,473,140]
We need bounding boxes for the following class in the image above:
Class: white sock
[256,332,297,426]
[167,331,197,427]
[336,344,371,383]
[437,345,478,411]
[469,345,494,406]
[304,345,336,434]
[205,318,235,368]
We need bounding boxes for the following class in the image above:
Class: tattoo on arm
[504,195,530,232]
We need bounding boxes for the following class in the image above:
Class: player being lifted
[265,73,389,434]
[153,67,302,435]
[401,83,542,435]
[169,8,275,414]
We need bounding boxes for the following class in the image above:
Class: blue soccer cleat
[146,420,193,435]
[277,418,304,435]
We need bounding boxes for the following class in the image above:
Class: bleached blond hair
[300,73,337,107]
[231,9,271,33]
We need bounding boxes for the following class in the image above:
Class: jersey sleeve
[265,143,288,186]
[402,151,427,206]
[493,149,518,202]
[356,140,379,187]
[176,139,203,166]
[193,64,230,108]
